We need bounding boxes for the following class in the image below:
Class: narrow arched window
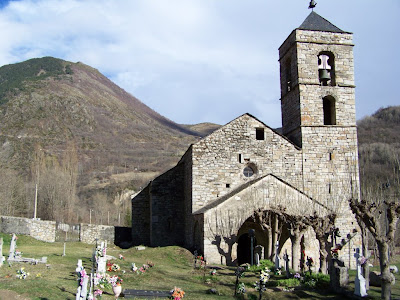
[323,96,336,125]
[285,58,292,92]
[318,52,335,86]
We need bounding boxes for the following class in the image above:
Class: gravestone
[255,245,263,266]
[354,248,367,297]
[95,241,107,274]
[329,258,349,290]
[8,234,17,261]
[7,234,47,264]
[283,249,290,278]
[76,260,89,300]
[124,290,170,298]
[255,253,260,266]
[274,241,280,269]
[0,238,4,267]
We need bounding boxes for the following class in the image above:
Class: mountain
[0,57,208,222]
[357,105,400,191]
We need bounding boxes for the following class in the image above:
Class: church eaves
[298,11,349,33]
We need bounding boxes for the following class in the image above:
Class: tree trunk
[291,234,301,272]
[377,241,392,300]
[319,245,328,274]
[271,215,279,260]
[362,228,370,290]
[267,230,272,259]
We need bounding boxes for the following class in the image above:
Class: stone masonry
[131,11,362,268]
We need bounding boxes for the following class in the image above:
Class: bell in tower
[318,54,332,86]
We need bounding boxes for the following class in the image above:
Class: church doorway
[237,233,257,265]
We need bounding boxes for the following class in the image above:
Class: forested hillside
[357,106,400,191]
[0,57,204,225]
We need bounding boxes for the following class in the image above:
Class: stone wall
[131,162,186,247]
[191,114,303,213]
[0,216,56,242]
[0,216,116,244]
[79,224,114,244]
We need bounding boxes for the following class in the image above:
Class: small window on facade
[238,154,242,163]
[243,166,254,177]
[256,128,265,140]
[328,183,332,194]
[323,96,336,125]
[328,152,333,161]
[226,183,230,188]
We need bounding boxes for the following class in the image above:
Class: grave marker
[354,248,367,297]
[274,241,280,269]
[283,249,290,278]
[0,238,4,267]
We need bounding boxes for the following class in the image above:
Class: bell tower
[278,10,361,268]
[279,11,356,147]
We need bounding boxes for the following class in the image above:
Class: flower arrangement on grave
[254,267,270,292]
[94,273,111,289]
[359,256,368,266]
[194,254,206,268]
[95,245,106,258]
[107,262,120,272]
[94,289,103,298]
[138,266,146,274]
[331,247,340,259]
[274,267,282,276]
[14,250,22,259]
[131,263,138,272]
[210,269,216,276]
[16,267,29,279]
[300,250,305,271]
[294,272,301,280]
[80,269,89,286]
[170,287,185,300]
[118,254,125,260]
[237,282,246,294]
[306,256,314,268]
[234,266,246,296]
[147,261,154,267]
[109,275,123,287]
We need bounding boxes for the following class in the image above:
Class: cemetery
[0,232,398,299]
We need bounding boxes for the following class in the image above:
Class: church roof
[298,11,348,33]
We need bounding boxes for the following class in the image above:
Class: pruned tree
[306,212,336,274]
[349,195,399,300]
[278,212,308,272]
[349,154,400,300]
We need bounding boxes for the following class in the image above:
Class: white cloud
[0,0,399,127]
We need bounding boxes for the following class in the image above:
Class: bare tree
[306,213,336,274]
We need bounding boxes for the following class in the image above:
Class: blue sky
[0,0,399,128]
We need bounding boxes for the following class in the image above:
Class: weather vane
[309,0,317,10]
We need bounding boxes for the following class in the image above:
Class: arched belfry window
[285,58,292,92]
[318,52,335,86]
[323,96,336,125]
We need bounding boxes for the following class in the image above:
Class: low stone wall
[0,216,116,244]
[80,224,114,244]
[0,216,56,242]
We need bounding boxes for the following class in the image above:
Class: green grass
[0,234,399,299]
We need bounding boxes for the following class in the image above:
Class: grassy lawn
[0,233,398,300]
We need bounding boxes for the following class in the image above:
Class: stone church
[132,11,361,269]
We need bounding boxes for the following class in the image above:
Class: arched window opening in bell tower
[285,58,292,92]
[323,96,336,125]
[318,52,335,86]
